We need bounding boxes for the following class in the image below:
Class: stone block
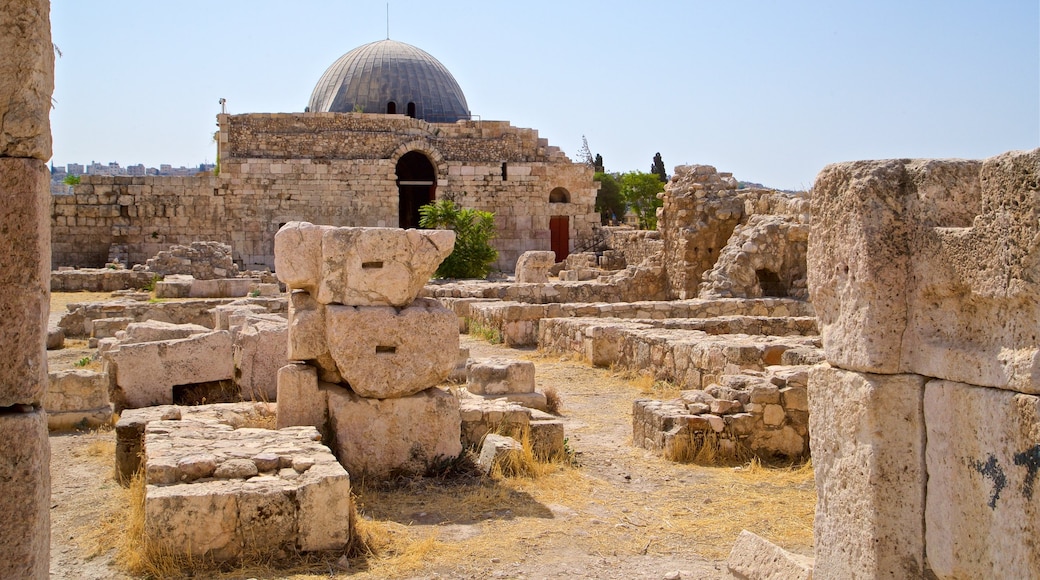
[121,320,210,343]
[466,358,536,395]
[327,385,461,479]
[232,317,287,401]
[90,316,133,339]
[296,462,353,551]
[477,433,523,475]
[189,278,257,298]
[924,380,1040,578]
[275,364,328,430]
[44,369,111,430]
[0,409,50,579]
[0,0,54,159]
[154,276,193,298]
[287,290,326,361]
[275,223,455,306]
[46,325,64,350]
[0,158,50,407]
[808,365,926,579]
[514,250,556,283]
[105,330,234,408]
[325,299,458,398]
[726,529,813,580]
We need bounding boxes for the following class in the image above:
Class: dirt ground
[46,293,815,579]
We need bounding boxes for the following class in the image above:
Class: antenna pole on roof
[386,3,390,39]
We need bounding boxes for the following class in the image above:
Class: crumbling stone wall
[141,241,240,279]
[0,0,53,576]
[52,113,599,273]
[807,149,1040,579]
[601,226,662,267]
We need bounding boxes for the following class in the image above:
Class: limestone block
[287,290,326,361]
[275,222,455,306]
[0,0,54,159]
[466,358,536,395]
[296,462,353,551]
[477,433,523,475]
[214,303,267,331]
[45,368,109,413]
[90,316,133,339]
[105,330,234,408]
[529,413,565,460]
[154,276,193,298]
[726,529,813,580]
[0,409,50,580]
[515,250,556,283]
[924,380,1040,578]
[325,299,458,398]
[0,158,50,407]
[808,365,926,579]
[145,481,242,561]
[275,364,328,430]
[189,278,257,298]
[232,317,287,401]
[327,385,462,478]
[121,320,210,344]
[46,326,64,350]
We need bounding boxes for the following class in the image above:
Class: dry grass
[628,373,683,399]
[665,429,754,466]
[543,385,563,415]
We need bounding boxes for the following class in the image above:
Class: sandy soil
[46,293,814,579]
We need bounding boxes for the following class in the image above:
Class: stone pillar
[0,0,54,577]
[808,150,1040,578]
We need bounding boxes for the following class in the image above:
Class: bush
[418,199,498,279]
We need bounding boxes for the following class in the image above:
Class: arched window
[386,101,397,114]
[407,102,416,118]
[549,187,570,203]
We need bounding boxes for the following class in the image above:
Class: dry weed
[543,385,563,415]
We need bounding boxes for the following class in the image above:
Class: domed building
[51,40,599,273]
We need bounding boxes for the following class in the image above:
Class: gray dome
[308,39,470,123]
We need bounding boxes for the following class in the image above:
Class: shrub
[418,199,498,279]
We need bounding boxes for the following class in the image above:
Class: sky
[50,1,1038,191]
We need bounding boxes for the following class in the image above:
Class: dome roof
[308,39,470,123]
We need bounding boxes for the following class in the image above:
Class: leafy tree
[418,199,498,279]
[594,172,624,225]
[651,152,668,183]
[620,171,665,230]
[62,174,80,186]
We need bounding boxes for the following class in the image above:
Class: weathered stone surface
[0,0,54,159]
[700,214,809,301]
[104,330,234,408]
[727,529,813,580]
[808,365,926,579]
[924,380,1040,578]
[0,409,50,580]
[143,241,240,280]
[325,299,458,398]
[476,433,523,475]
[327,385,461,478]
[466,358,535,395]
[275,364,328,430]
[121,320,210,344]
[275,223,455,306]
[514,250,556,283]
[0,158,50,407]
[232,317,287,401]
[287,290,326,361]
[45,368,112,430]
[46,325,64,350]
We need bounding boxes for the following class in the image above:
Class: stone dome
[308,39,471,123]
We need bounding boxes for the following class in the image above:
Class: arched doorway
[396,151,436,228]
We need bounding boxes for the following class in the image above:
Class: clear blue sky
[51,0,1038,190]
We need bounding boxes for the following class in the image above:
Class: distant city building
[66,163,84,175]
[126,164,146,176]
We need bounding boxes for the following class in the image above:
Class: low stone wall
[538,315,821,389]
[57,296,286,338]
[51,268,155,292]
[601,227,663,267]
[45,369,113,430]
[467,297,814,347]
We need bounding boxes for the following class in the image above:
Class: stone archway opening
[549,187,570,203]
[396,151,436,228]
[756,268,788,297]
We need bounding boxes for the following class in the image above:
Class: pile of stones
[274,222,464,478]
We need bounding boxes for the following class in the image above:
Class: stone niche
[275,224,462,478]
[807,148,1040,579]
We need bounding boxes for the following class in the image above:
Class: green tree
[418,199,499,279]
[62,174,80,186]
[594,172,624,225]
[620,171,665,230]
[651,152,668,183]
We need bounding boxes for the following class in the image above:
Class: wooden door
[549,216,569,262]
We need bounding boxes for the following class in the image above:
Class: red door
[549,216,569,262]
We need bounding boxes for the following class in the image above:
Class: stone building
[52,39,598,272]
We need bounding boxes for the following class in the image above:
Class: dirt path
[46,297,813,579]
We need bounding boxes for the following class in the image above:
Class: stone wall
[807,149,1040,578]
[0,0,53,576]
[52,113,599,273]
[601,227,663,267]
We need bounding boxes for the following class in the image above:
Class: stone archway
[396,151,436,228]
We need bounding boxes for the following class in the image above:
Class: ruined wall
[807,149,1040,579]
[0,0,52,576]
[601,227,663,267]
[50,114,597,273]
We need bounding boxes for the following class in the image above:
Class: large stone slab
[274,222,455,306]
[808,364,926,579]
[104,330,234,408]
[45,369,112,430]
[232,317,287,401]
[0,158,50,407]
[325,298,458,398]
[514,250,556,283]
[327,385,461,478]
[275,363,328,430]
[466,358,535,395]
[0,409,50,579]
[924,380,1040,578]
[0,0,54,159]
[727,529,813,580]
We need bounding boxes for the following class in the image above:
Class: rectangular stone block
[0,409,50,579]
[327,385,461,479]
[0,0,54,159]
[232,317,287,401]
[275,363,327,429]
[296,462,353,551]
[287,290,326,361]
[727,530,813,580]
[0,158,50,407]
[808,365,926,579]
[325,298,458,398]
[924,380,1040,577]
[466,358,535,395]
